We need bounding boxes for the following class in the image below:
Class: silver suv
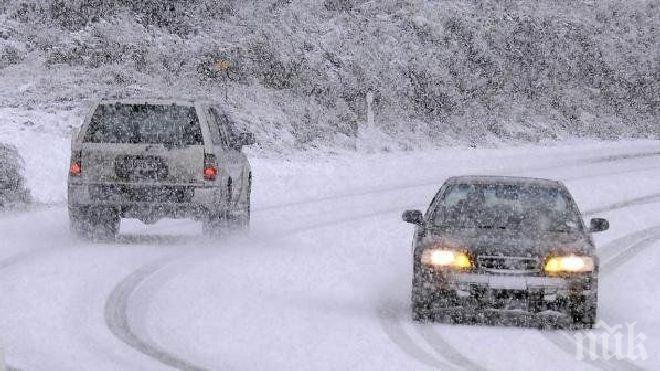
[67,99,253,239]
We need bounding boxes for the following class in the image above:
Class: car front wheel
[570,294,598,329]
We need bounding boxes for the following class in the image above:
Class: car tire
[412,301,432,322]
[411,281,432,322]
[568,294,597,329]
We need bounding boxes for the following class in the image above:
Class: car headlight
[421,249,473,269]
[544,255,594,273]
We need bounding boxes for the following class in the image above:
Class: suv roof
[95,99,239,116]
[91,98,246,132]
[97,98,200,107]
[445,175,564,188]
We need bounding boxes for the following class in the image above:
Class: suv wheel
[203,177,252,236]
[202,180,234,237]
[228,178,251,231]
[202,211,229,236]
[70,206,120,240]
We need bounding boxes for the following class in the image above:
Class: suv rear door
[78,102,210,185]
[207,107,248,202]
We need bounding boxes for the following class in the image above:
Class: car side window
[208,108,230,148]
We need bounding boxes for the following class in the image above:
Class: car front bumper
[415,269,598,325]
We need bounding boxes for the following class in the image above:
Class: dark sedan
[403,176,609,329]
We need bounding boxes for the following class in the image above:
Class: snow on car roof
[445,175,564,187]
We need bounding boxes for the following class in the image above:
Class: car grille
[477,255,540,274]
[89,185,195,203]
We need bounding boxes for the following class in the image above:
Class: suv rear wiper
[162,138,187,150]
[477,225,506,230]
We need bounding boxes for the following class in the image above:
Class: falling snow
[0,1,658,370]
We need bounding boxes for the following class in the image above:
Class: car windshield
[430,182,582,232]
[83,103,203,145]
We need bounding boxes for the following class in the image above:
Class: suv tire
[202,211,229,236]
[70,206,120,240]
[227,179,251,231]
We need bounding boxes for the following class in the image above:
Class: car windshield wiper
[429,224,507,230]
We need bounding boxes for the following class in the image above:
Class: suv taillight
[204,153,218,181]
[69,151,82,176]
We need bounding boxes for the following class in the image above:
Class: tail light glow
[204,153,218,181]
[69,151,82,176]
[69,162,82,176]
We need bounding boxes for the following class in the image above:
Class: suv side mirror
[229,132,255,151]
[230,132,255,150]
[590,218,609,232]
[238,132,255,146]
[402,209,424,225]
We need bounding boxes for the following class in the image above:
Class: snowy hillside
[0,0,658,151]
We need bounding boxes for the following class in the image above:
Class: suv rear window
[84,103,203,145]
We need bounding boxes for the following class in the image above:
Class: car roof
[445,175,565,188]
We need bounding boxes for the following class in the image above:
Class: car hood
[423,227,593,257]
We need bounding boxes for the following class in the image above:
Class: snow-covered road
[1,141,660,370]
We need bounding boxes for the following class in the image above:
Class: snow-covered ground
[1,139,660,370]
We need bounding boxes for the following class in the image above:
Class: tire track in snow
[376,301,456,369]
[254,149,660,212]
[104,257,207,371]
[103,149,660,370]
[0,249,55,371]
[416,325,487,371]
[0,250,38,271]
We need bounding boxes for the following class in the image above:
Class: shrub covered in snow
[0,143,31,208]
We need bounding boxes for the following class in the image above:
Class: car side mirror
[402,209,424,225]
[590,218,609,232]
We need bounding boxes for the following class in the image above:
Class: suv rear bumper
[68,183,225,217]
